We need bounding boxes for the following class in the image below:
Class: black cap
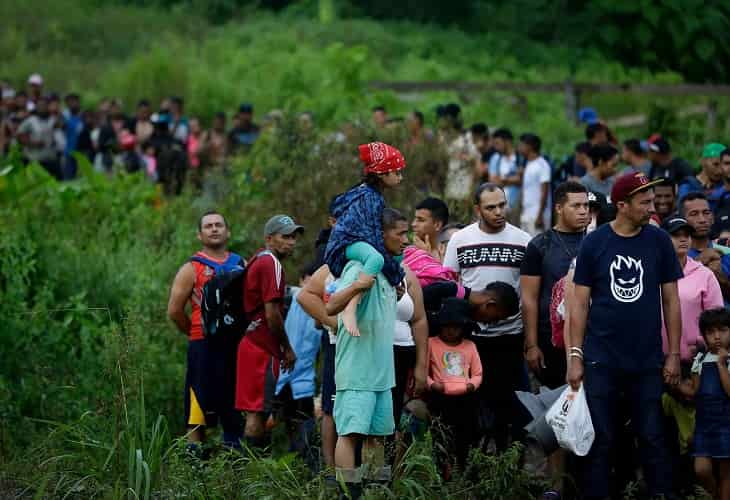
[239,103,254,114]
[661,216,694,235]
[437,298,471,326]
[648,137,671,154]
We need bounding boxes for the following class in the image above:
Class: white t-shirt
[521,156,552,221]
[443,222,531,337]
[691,352,730,375]
[445,133,479,201]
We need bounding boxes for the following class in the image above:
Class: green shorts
[334,389,394,436]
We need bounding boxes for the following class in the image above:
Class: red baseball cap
[610,171,663,203]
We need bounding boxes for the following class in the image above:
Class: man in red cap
[567,171,683,499]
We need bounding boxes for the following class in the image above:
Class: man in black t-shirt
[521,181,589,388]
[568,171,682,500]
[647,136,694,185]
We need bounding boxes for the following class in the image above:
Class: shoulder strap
[190,255,222,272]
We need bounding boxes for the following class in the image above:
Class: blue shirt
[688,244,730,280]
[573,224,683,371]
[678,176,722,203]
[275,291,322,399]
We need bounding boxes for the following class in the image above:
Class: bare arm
[566,284,590,389]
[265,301,296,370]
[503,166,524,186]
[406,267,428,396]
[562,270,576,352]
[520,275,544,373]
[167,262,195,335]
[661,281,682,385]
[297,265,337,331]
[536,182,549,226]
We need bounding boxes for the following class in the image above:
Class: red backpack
[550,275,568,349]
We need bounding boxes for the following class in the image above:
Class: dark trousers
[472,334,530,451]
[392,345,416,427]
[581,361,672,500]
[429,392,479,468]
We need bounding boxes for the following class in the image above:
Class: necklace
[551,228,585,261]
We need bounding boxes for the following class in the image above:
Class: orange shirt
[189,251,230,341]
[427,336,483,396]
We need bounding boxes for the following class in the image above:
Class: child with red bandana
[323,142,406,335]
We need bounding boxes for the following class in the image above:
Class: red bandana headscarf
[358,142,406,175]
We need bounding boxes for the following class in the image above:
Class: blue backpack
[190,253,248,340]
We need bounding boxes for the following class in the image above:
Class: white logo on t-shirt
[609,255,644,303]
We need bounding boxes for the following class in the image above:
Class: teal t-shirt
[334,261,397,391]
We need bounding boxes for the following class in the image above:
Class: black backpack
[191,252,249,340]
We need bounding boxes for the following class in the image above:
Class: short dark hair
[65,93,80,101]
[470,122,489,138]
[411,110,424,125]
[473,182,505,205]
[588,143,619,167]
[492,128,513,142]
[171,96,184,107]
[300,261,320,280]
[554,181,588,206]
[699,307,730,338]
[575,141,591,154]
[519,133,541,154]
[198,210,228,231]
[623,138,644,156]
[679,191,709,216]
[214,111,226,120]
[415,197,449,226]
[382,207,407,230]
[137,99,150,108]
[655,177,676,192]
[484,281,520,317]
[585,122,607,141]
[721,148,730,160]
[372,105,386,113]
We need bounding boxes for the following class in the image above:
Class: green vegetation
[1,1,728,497]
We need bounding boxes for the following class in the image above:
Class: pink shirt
[402,246,466,298]
[662,257,723,362]
[187,134,200,168]
[427,336,483,396]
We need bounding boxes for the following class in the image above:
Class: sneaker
[540,490,561,500]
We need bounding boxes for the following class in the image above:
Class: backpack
[190,252,248,340]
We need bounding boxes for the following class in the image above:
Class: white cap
[27,73,43,86]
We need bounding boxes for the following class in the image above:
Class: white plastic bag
[544,383,595,456]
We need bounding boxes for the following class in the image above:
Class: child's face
[379,169,403,188]
[704,326,730,353]
[439,325,463,345]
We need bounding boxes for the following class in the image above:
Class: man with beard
[167,211,245,452]
[444,183,531,450]
[678,143,726,201]
[521,181,590,389]
[568,172,682,500]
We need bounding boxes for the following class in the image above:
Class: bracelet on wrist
[524,345,538,353]
[569,352,584,360]
[569,346,584,354]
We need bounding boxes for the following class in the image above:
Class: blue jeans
[581,361,672,499]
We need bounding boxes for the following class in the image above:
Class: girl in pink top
[427,298,482,471]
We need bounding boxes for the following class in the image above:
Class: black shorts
[321,334,336,416]
[185,338,242,432]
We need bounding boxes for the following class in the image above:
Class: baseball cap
[661,216,694,235]
[610,171,663,203]
[702,143,727,159]
[264,214,304,237]
[578,107,599,125]
[239,103,254,114]
[647,136,671,154]
[27,73,43,86]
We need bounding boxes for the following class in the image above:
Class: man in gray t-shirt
[580,143,619,200]
[17,96,61,179]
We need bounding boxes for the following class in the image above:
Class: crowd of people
[163,128,730,500]
[21,67,727,498]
